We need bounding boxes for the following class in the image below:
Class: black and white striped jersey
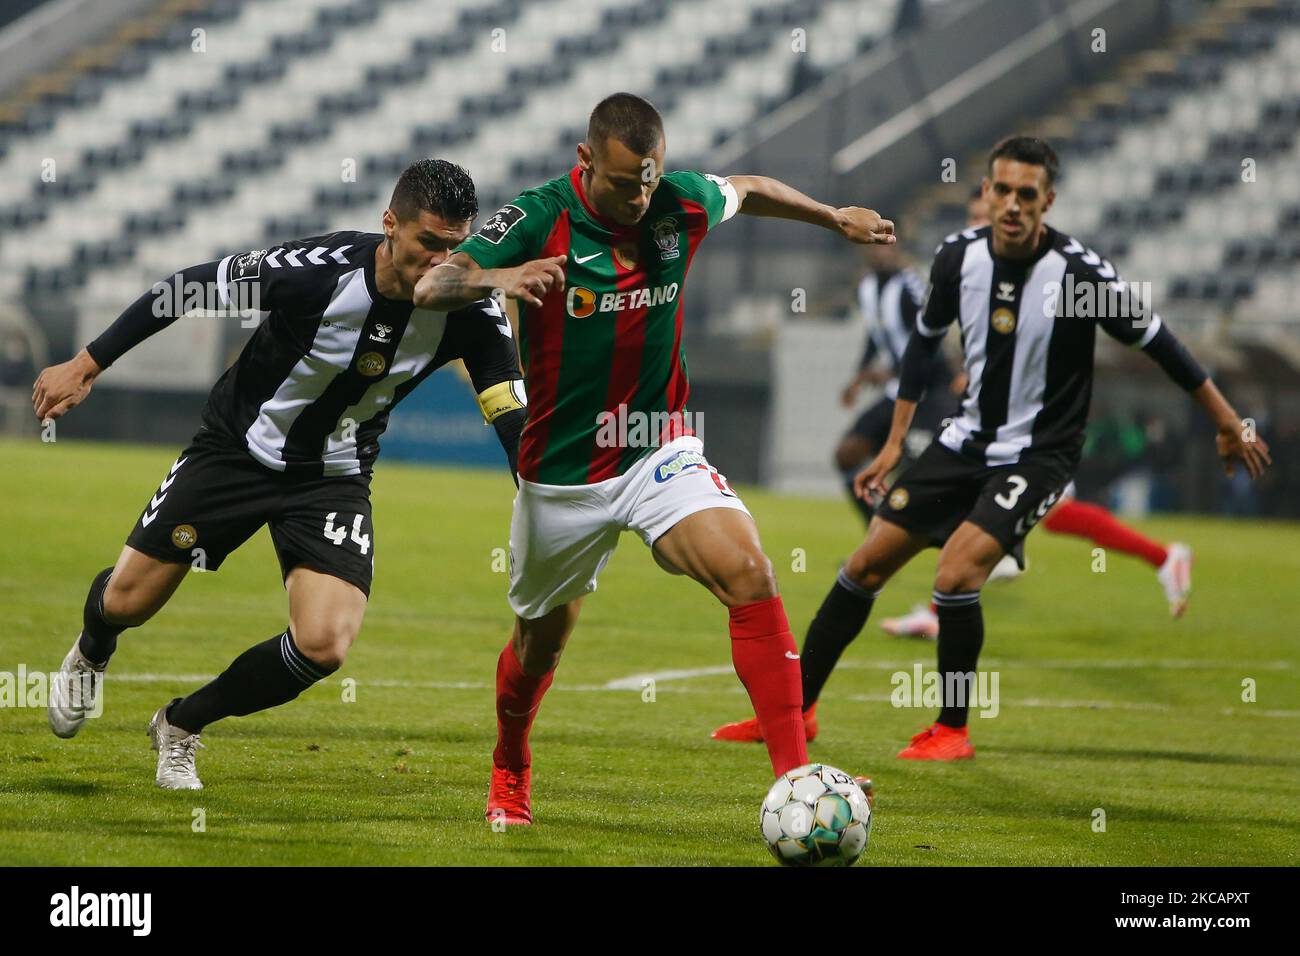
[201,230,523,478]
[856,268,950,400]
[916,224,1168,467]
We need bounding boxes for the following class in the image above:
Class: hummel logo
[141,456,187,528]
[369,323,393,342]
[996,281,1016,302]
[785,651,800,660]
[574,252,603,264]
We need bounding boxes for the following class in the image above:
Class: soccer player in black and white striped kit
[724,136,1271,762]
[33,160,561,789]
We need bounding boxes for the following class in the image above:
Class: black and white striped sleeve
[916,244,961,338]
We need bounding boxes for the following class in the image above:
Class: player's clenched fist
[500,255,567,308]
[836,207,896,245]
[32,349,101,421]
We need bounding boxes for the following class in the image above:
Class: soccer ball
[760,763,871,866]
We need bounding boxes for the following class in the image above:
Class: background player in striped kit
[714,136,1269,764]
[32,160,540,789]
[415,93,897,824]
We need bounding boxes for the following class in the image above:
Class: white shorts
[507,436,752,619]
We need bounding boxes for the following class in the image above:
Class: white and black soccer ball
[760,763,871,866]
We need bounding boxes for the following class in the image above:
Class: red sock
[729,596,808,777]
[492,641,554,771]
[1042,499,1168,568]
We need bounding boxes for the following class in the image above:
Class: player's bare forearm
[414,254,500,311]
[884,398,917,450]
[728,175,895,244]
[1192,378,1241,431]
[415,252,567,311]
[1193,378,1272,479]
[854,398,916,500]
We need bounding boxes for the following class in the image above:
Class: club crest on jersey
[654,449,709,482]
[567,286,597,318]
[231,249,267,282]
[652,217,680,261]
[357,352,386,376]
[996,281,1016,302]
[171,524,198,548]
[475,204,526,245]
[613,242,638,269]
[369,323,393,343]
[888,488,909,510]
[991,308,1017,334]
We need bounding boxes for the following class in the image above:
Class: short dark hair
[587,92,664,156]
[389,158,478,222]
[988,135,1059,185]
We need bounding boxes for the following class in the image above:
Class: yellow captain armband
[476,379,527,423]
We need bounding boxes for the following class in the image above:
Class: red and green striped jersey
[457,165,738,485]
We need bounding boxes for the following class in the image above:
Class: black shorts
[875,440,1076,555]
[847,392,960,458]
[125,429,375,596]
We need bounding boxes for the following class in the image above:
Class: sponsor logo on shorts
[654,450,710,482]
[171,524,198,548]
[357,352,386,376]
[888,488,909,510]
[991,308,1016,334]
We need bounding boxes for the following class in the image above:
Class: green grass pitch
[1,437,1297,866]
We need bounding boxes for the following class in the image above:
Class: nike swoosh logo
[502,705,539,717]
[785,651,800,660]
[574,252,603,264]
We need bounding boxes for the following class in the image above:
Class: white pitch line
[102,673,1300,718]
[602,666,735,690]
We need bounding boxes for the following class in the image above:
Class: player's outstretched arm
[414,252,567,312]
[1192,378,1271,479]
[33,257,224,420]
[727,175,895,244]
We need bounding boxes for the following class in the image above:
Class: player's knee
[842,552,891,593]
[717,550,777,606]
[515,608,574,676]
[933,563,985,595]
[292,620,356,671]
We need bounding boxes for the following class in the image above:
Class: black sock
[167,629,336,733]
[77,567,124,666]
[933,590,984,728]
[801,569,878,710]
[842,470,875,526]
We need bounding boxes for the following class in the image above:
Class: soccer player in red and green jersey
[415,93,896,824]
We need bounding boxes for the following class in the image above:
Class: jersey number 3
[994,475,1028,510]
